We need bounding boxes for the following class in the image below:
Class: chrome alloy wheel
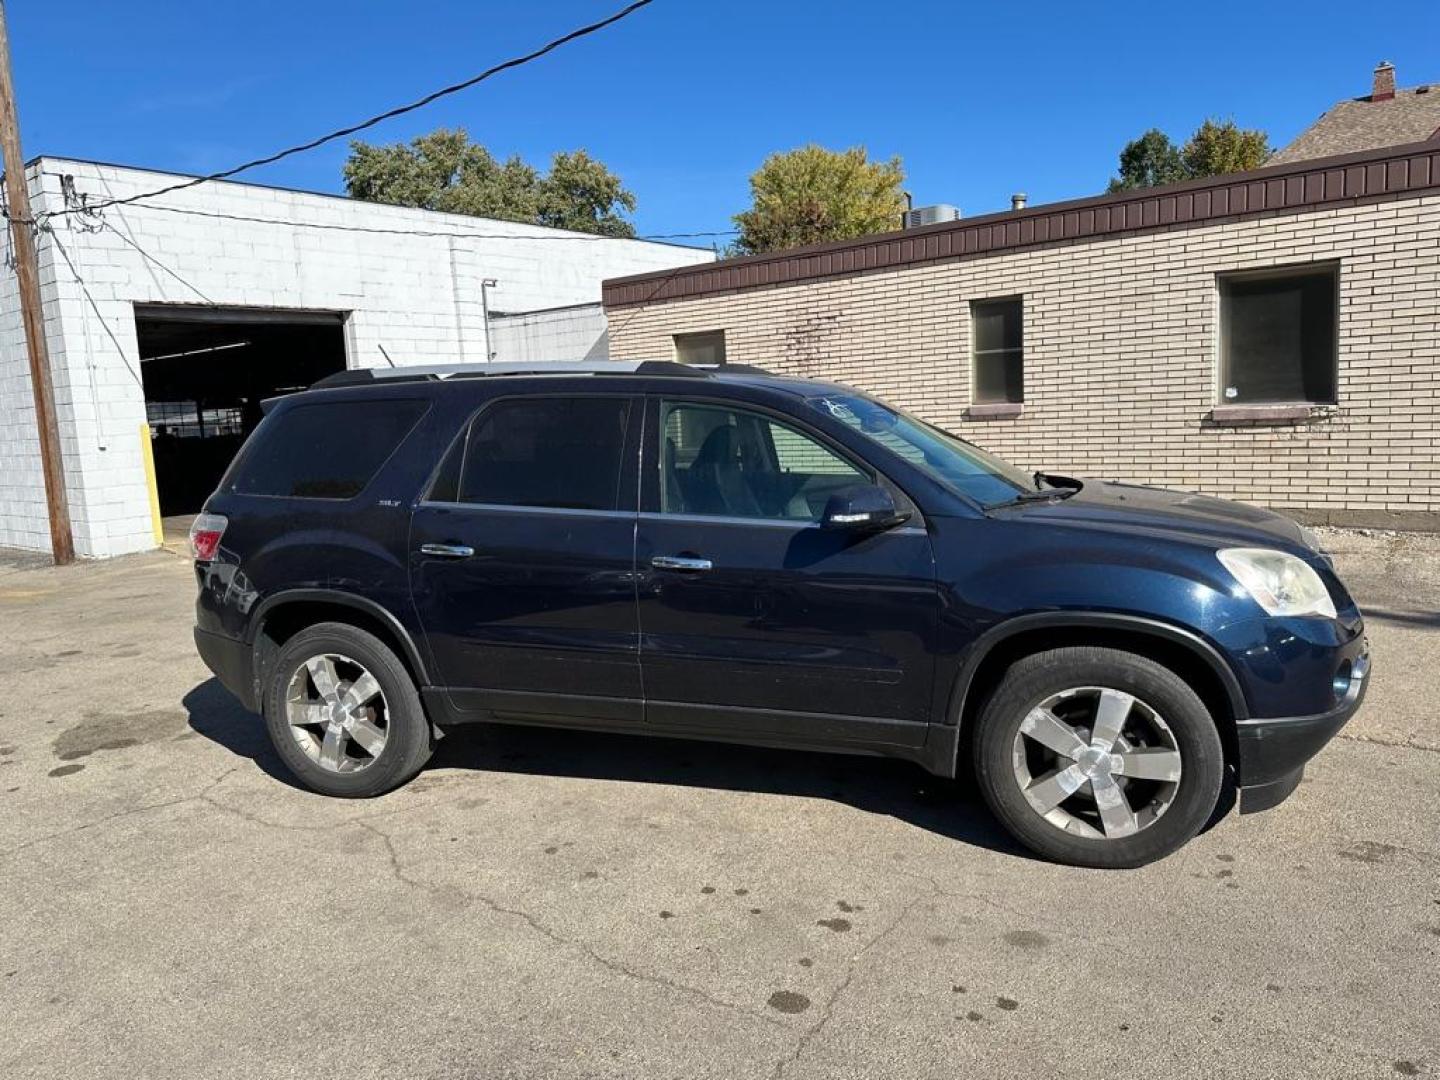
[1011,686,1183,840]
[285,653,389,774]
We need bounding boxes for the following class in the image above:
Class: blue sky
[12,1,1440,242]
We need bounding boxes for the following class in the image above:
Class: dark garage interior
[137,305,348,515]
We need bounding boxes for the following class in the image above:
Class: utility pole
[0,0,73,564]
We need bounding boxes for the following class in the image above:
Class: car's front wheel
[972,646,1224,868]
[263,622,433,797]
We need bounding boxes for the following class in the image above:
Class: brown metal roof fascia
[603,140,1440,308]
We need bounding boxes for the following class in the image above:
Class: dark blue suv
[191,361,1368,868]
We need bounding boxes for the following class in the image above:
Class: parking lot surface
[1,529,1437,1079]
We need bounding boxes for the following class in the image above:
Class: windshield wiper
[993,487,1079,506]
[991,472,1082,508]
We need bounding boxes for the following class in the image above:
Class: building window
[1219,264,1338,405]
[971,298,1023,405]
[146,400,245,439]
[673,330,726,366]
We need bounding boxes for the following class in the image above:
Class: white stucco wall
[0,158,713,558]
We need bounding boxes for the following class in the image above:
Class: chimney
[1010,193,1028,211]
[1371,61,1396,102]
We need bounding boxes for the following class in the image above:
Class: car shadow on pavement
[1359,606,1440,629]
[182,676,1031,859]
[182,678,310,791]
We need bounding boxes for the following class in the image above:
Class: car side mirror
[820,484,911,532]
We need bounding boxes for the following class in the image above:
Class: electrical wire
[608,256,713,341]
[99,219,215,304]
[39,0,656,221]
[101,198,736,244]
[47,229,143,387]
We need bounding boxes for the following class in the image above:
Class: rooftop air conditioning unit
[904,203,961,229]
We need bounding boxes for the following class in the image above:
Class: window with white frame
[1219,264,1338,405]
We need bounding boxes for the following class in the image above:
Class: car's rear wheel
[263,622,432,797]
[972,646,1224,868]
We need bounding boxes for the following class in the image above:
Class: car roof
[305,361,853,400]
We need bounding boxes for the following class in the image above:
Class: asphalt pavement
[1,528,1436,1079]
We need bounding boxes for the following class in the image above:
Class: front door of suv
[409,393,643,722]
[634,396,940,749]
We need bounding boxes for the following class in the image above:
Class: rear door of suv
[408,392,644,723]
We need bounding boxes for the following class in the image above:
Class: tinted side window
[227,400,427,499]
[660,402,865,521]
[435,397,632,511]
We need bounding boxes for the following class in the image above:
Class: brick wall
[0,159,713,557]
[607,193,1440,528]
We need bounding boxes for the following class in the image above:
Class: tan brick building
[603,140,1440,529]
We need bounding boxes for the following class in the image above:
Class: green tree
[535,150,637,237]
[732,145,906,255]
[1107,129,1185,192]
[343,128,637,237]
[1180,119,1271,179]
[1108,120,1270,192]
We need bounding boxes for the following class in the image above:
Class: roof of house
[1271,82,1440,165]
[603,138,1440,310]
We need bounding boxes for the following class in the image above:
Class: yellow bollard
[138,422,164,548]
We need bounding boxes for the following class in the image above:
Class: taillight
[189,512,228,562]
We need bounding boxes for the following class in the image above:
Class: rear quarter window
[225,399,428,499]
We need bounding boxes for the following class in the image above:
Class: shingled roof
[1272,62,1440,165]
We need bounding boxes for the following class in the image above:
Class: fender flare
[944,610,1250,728]
[248,588,432,686]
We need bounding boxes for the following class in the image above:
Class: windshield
[808,392,1034,508]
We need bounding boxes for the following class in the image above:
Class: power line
[39,0,656,221]
[609,257,710,341]
[99,218,215,304]
[47,228,143,387]
[102,199,737,244]
[14,183,738,245]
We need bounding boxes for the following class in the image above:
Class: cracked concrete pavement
[1,528,1437,1079]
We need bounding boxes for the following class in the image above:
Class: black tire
[263,621,433,797]
[971,646,1224,869]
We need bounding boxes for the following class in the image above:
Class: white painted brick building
[0,158,713,558]
[489,303,612,364]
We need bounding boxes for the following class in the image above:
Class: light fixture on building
[481,278,499,362]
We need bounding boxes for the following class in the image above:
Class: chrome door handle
[420,543,474,559]
[651,555,713,572]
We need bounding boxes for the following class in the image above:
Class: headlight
[1217,548,1337,619]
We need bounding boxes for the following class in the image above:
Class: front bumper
[1234,648,1370,813]
[194,627,257,712]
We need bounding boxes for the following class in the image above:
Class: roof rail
[308,359,771,390]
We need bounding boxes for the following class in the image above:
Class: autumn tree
[732,145,906,255]
[344,128,637,237]
[1180,119,1271,180]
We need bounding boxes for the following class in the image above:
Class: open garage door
[137,305,348,516]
